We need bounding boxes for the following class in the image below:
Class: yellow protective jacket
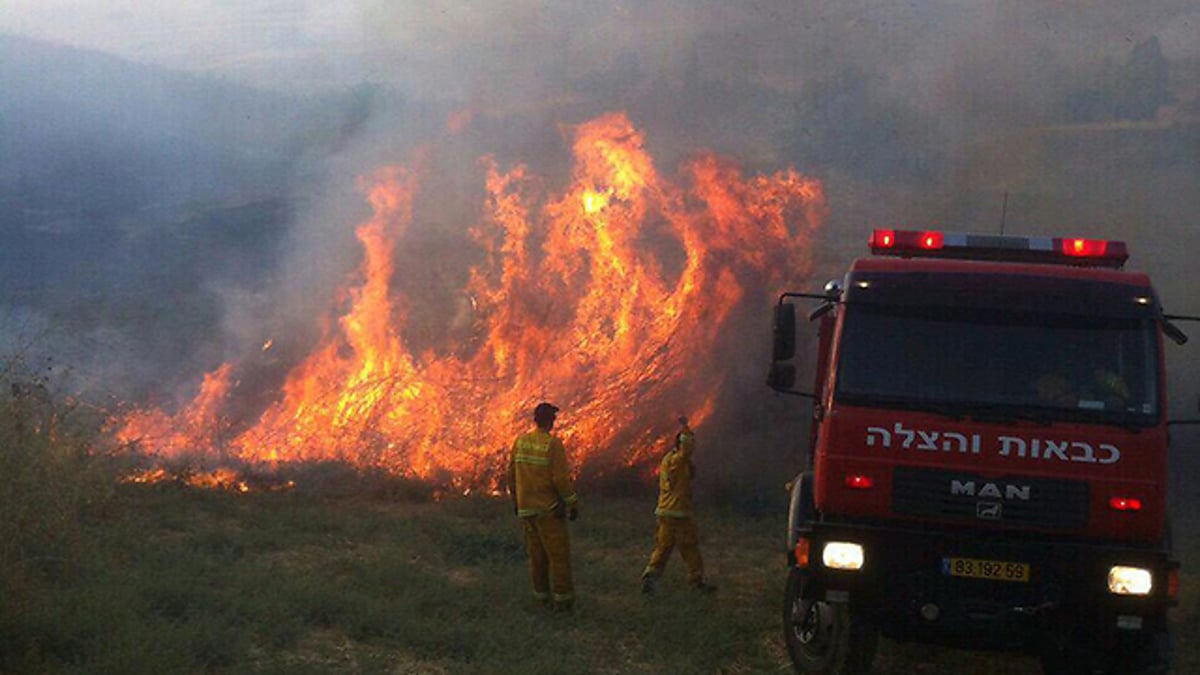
[655,429,695,518]
[508,429,579,518]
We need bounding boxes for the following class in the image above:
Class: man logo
[976,502,1003,520]
[951,479,1032,501]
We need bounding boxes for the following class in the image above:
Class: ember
[120,467,281,493]
[114,112,824,488]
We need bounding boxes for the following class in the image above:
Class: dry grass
[0,479,1194,672]
[0,363,115,588]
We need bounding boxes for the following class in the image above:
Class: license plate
[942,557,1030,582]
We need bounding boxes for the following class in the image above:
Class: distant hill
[0,34,321,226]
[0,35,363,394]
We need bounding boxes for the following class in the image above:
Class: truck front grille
[891,466,1089,530]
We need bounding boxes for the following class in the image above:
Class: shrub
[0,356,114,583]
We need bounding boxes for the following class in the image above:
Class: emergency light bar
[869,229,1129,268]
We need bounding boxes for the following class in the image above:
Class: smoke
[2,1,1199,503]
[263,1,1199,496]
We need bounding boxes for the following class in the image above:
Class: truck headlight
[822,542,864,570]
[1108,566,1153,595]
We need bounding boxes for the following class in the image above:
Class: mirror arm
[779,290,842,322]
[780,292,836,303]
[808,303,835,321]
[1161,313,1197,346]
[1163,320,1188,345]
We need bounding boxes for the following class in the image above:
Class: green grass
[0,485,1195,673]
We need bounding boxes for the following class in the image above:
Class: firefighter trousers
[642,516,704,585]
[521,512,573,607]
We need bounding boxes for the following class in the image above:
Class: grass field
[1,484,1196,674]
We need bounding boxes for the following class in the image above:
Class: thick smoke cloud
[2,1,1198,502]
[4,2,1198,98]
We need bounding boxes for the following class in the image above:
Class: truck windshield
[835,304,1160,426]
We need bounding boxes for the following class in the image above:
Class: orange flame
[116,364,234,460]
[113,112,824,488]
[120,467,289,493]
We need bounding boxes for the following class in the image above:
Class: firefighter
[641,416,715,594]
[508,402,579,610]
[1034,341,1131,409]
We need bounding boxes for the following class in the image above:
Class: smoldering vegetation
[1,2,1199,504]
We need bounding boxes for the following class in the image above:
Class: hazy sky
[3,1,1198,435]
[3,1,1198,98]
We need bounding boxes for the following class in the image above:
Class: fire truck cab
[769,230,1193,674]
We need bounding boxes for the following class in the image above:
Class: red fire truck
[769,230,1197,674]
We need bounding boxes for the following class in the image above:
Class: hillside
[0,35,369,396]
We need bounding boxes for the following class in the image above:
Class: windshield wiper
[840,395,1147,432]
[1047,408,1147,433]
[840,396,966,421]
[959,403,1054,427]
[955,401,1146,433]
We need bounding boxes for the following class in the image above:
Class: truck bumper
[793,519,1176,651]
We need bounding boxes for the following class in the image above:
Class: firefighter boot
[641,573,658,595]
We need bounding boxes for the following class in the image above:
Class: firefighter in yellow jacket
[641,416,715,594]
[508,402,579,610]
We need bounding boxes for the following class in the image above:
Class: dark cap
[533,402,559,423]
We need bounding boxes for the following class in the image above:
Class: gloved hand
[568,506,579,522]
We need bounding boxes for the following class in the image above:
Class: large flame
[115,112,824,488]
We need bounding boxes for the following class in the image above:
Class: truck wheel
[783,567,877,674]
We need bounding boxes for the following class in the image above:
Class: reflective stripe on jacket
[508,429,578,517]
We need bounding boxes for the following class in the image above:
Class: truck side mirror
[767,363,797,390]
[773,302,797,361]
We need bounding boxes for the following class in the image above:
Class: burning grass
[112,111,825,488]
[116,460,437,502]
[4,484,1195,673]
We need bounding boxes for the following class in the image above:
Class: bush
[0,357,114,583]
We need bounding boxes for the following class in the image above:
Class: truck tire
[783,567,877,674]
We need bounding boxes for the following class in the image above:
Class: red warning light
[1062,238,1109,257]
[867,229,1129,268]
[919,231,944,250]
[1108,497,1143,512]
[871,229,896,249]
[845,474,874,489]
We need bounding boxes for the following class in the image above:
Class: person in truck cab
[1034,338,1131,410]
[1035,369,1129,408]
